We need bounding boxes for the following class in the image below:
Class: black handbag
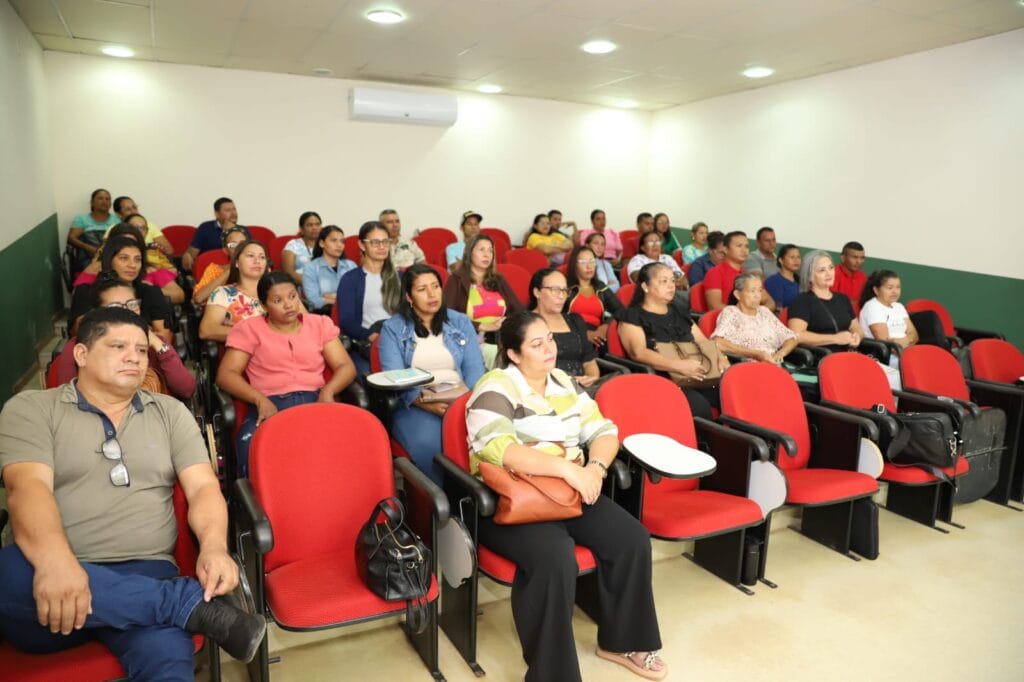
[875,405,958,473]
[356,496,432,633]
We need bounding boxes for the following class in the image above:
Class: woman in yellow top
[525,213,573,266]
[465,311,666,682]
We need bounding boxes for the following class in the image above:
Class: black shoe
[185,595,266,663]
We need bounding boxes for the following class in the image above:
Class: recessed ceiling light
[477,84,502,94]
[581,40,617,55]
[312,67,334,76]
[101,45,135,58]
[366,9,404,24]
[742,66,774,79]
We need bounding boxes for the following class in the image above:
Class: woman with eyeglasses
[627,231,688,288]
[217,271,357,477]
[378,264,485,483]
[199,240,271,343]
[54,278,196,398]
[653,212,681,256]
[192,227,249,305]
[73,218,185,304]
[335,221,402,376]
[529,267,603,393]
[786,250,864,353]
[443,233,523,368]
[302,225,355,314]
[69,236,174,342]
[565,244,624,348]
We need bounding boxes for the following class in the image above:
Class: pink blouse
[711,305,795,353]
[226,314,340,396]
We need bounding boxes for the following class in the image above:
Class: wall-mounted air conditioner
[349,87,458,127]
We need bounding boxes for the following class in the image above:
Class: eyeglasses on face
[362,239,390,248]
[576,258,596,266]
[103,299,142,312]
[99,437,130,487]
[541,286,570,296]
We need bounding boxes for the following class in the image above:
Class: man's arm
[177,462,237,601]
[3,462,92,634]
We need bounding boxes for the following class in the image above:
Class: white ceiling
[12,0,1024,110]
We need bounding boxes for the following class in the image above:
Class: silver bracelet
[588,460,608,478]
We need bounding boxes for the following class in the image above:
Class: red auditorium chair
[417,227,458,247]
[902,345,1020,506]
[495,262,531,304]
[698,307,722,339]
[905,298,1004,347]
[617,283,635,308]
[689,282,708,313]
[0,486,218,681]
[597,374,784,593]
[619,263,632,287]
[720,362,881,559]
[619,230,640,261]
[970,340,1024,502]
[343,235,362,263]
[480,228,512,261]
[162,225,196,257]
[412,235,447,268]
[435,393,628,675]
[268,235,294,269]
[233,403,445,681]
[245,225,277,246]
[505,247,548,274]
[819,352,968,530]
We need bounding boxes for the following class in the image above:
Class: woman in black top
[786,250,863,353]
[528,268,600,390]
[617,262,729,420]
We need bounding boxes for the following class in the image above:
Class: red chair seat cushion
[265,549,438,629]
[880,457,969,485]
[784,468,878,505]
[642,490,763,539]
[0,636,203,681]
[478,544,596,585]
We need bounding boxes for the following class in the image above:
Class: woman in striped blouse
[465,311,666,682]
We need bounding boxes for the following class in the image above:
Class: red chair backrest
[970,339,1024,385]
[429,263,449,288]
[193,250,230,282]
[721,362,811,470]
[690,282,708,313]
[621,233,640,261]
[905,299,956,338]
[162,225,196,256]
[819,352,896,412]
[617,284,635,308]
[417,227,458,247]
[596,374,700,495]
[370,337,382,373]
[268,235,293,268]
[607,319,628,358]
[442,393,474,471]
[250,403,393,572]
[246,225,276,246]
[496,263,531,304]
[901,345,970,401]
[778,307,789,325]
[506,248,549,274]
[171,483,199,577]
[344,235,362,263]
[620,263,632,287]
[698,307,722,339]
[480,229,511,263]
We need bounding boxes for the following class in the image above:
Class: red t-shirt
[703,261,743,302]
[568,291,606,328]
[831,266,867,304]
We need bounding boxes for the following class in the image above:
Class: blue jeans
[391,404,444,485]
[0,545,203,681]
[235,390,319,478]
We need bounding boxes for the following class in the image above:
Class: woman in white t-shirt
[858,270,919,388]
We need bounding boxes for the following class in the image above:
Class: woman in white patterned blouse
[711,272,799,364]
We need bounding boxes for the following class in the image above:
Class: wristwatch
[156,343,170,356]
[588,460,608,479]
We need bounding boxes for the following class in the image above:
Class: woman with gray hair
[785,250,863,352]
[711,272,799,363]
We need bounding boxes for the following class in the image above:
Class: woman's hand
[673,358,707,381]
[575,375,597,388]
[255,397,278,425]
[322,293,336,304]
[416,399,448,417]
[317,387,336,403]
[478,317,504,333]
[833,331,856,347]
[147,329,166,352]
[586,328,607,346]
[718,354,731,369]
[563,462,603,505]
[771,351,786,364]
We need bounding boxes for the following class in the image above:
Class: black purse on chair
[356,497,432,633]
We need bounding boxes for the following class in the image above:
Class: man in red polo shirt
[704,231,776,311]
[832,241,867,303]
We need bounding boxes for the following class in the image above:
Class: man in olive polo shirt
[0,307,264,679]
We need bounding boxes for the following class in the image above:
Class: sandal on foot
[596,647,668,680]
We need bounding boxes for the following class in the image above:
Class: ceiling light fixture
[366,9,404,24]
[581,40,617,55]
[477,84,502,94]
[742,66,774,79]
[101,45,135,58]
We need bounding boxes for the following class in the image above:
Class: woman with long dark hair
[566,244,624,347]
[764,243,801,309]
[199,240,270,343]
[282,211,323,284]
[302,225,355,313]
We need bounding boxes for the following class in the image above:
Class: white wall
[0,0,54,250]
[43,52,650,241]
[649,29,1024,280]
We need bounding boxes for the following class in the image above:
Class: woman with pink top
[577,209,623,268]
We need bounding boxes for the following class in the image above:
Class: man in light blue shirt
[446,210,482,271]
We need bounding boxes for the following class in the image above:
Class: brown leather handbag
[655,338,723,388]
[478,462,582,525]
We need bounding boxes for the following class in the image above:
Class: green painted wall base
[0,213,63,406]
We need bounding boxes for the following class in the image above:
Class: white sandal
[596,647,668,680]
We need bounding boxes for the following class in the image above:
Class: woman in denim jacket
[379,264,486,483]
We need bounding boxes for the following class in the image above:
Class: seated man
[743,226,778,278]
[0,307,265,679]
[547,209,577,239]
[381,208,425,270]
[704,231,775,311]
[831,240,867,304]
[183,197,248,271]
[446,210,481,272]
[636,211,654,235]
[687,230,725,285]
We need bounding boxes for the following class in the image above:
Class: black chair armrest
[857,338,899,365]
[595,356,629,377]
[785,346,816,370]
[435,453,497,518]
[718,415,797,458]
[820,401,898,442]
[966,379,1024,400]
[337,381,370,410]
[798,344,832,364]
[233,479,274,554]
[694,417,769,498]
[394,457,450,525]
[895,388,978,419]
[955,326,1004,344]
[609,458,631,490]
[805,402,879,441]
[604,352,656,375]
[695,417,770,461]
[214,386,237,432]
